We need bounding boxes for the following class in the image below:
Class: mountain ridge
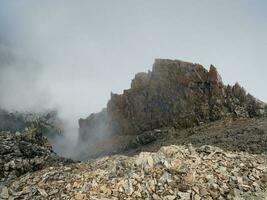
[78,59,266,158]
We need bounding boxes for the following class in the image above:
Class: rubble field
[1,117,267,200]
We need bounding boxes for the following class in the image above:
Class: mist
[0,1,267,158]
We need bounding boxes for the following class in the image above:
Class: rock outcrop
[79,59,266,147]
[0,109,72,183]
[0,130,71,184]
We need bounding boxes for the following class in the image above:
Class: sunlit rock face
[79,59,266,141]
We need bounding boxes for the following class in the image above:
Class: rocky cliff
[79,59,266,145]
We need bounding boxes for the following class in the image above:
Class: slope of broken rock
[1,117,267,199]
[75,116,267,160]
[2,143,267,199]
[131,117,267,156]
[0,130,73,184]
[0,109,73,184]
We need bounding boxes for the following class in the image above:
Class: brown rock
[208,65,223,85]
[78,59,267,155]
[182,172,194,184]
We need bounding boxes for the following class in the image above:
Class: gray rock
[0,187,9,199]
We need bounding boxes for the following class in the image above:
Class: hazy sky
[0,1,266,126]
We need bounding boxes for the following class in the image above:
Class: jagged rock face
[79,59,266,140]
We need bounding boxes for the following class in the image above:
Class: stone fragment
[194,194,201,200]
[159,171,173,184]
[37,187,48,197]
[0,187,9,199]
[199,187,208,197]
[136,152,154,169]
[123,179,134,196]
[152,193,161,200]
[178,191,190,199]
[163,195,176,200]
[182,172,194,184]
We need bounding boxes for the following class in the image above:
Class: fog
[0,1,267,158]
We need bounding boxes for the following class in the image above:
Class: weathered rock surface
[133,117,267,156]
[78,59,266,156]
[0,129,72,184]
[0,109,72,184]
[3,139,267,199]
[2,117,267,199]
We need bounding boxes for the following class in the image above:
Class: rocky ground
[132,117,267,156]
[0,129,72,185]
[76,117,267,160]
[0,109,73,186]
[1,117,267,200]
